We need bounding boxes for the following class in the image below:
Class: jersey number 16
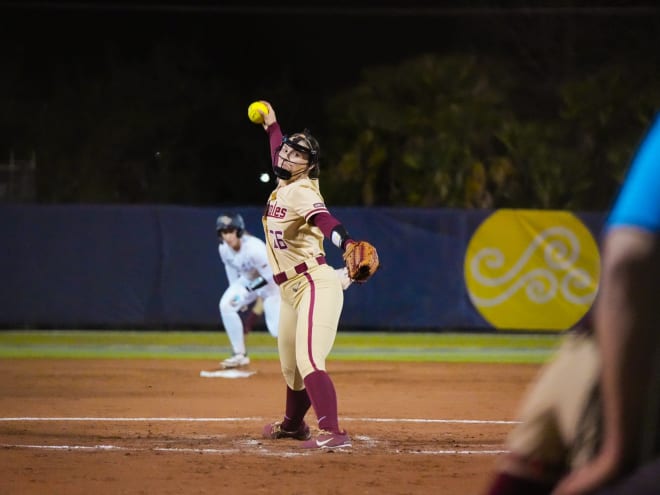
[269,230,287,250]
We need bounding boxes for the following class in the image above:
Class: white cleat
[221,353,250,369]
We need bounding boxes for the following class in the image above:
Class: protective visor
[281,135,314,156]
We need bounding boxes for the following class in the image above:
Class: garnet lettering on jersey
[266,203,287,219]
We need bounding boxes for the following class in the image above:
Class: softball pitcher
[254,100,379,450]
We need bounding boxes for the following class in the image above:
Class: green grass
[0,329,564,364]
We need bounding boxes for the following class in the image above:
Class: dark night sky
[4,2,653,123]
[4,2,658,112]
[9,2,654,93]
[2,2,475,93]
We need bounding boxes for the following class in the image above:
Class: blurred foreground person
[482,113,660,495]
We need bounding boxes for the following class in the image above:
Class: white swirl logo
[464,211,600,330]
[469,226,596,307]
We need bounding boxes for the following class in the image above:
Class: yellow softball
[247,101,268,124]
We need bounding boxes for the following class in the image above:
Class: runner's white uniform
[218,233,280,359]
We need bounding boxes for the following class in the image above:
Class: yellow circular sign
[464,210,600,330]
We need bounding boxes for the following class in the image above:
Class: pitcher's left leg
[295,269,350,449]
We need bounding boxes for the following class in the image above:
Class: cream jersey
[263,177,329,275]
[218,233,275,287]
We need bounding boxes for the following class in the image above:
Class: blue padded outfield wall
[0,204,606,331]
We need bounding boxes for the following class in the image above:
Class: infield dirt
[0,359,541,494]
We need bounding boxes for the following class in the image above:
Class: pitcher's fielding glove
[343,240,380,283]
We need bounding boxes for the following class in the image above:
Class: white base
[200,369,257,379]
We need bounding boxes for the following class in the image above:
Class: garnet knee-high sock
[303,370,340,434]
[281,386,311,431]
